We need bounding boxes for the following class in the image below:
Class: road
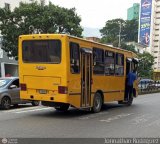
[0,93,160,139]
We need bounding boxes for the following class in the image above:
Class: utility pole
[118,22,121,48]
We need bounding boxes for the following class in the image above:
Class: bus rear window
[22,40,61,63]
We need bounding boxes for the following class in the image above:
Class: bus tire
[32,101,40,106]
[92,93,102,113]
[55,104,70,111]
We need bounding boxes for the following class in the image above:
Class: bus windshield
[22,40,61,63]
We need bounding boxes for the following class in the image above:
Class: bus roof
[68,35,136,55]
[19,34,137,56]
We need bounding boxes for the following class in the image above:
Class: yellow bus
[19,34,138,112]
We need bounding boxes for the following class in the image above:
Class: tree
[100,19,125,44]
[138,52,154,78]
[0,1,83,59]
[100,18,138,44]
[113,40,136,53]
[100,18,154,78]
[124,44,137,53]
[123,19,138,42]
[121,44,137,53]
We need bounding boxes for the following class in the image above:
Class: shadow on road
[32,102,134,119]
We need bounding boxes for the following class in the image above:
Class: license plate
[39,89,47,94]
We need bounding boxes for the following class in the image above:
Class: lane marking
[1,106,43,113]
[15,107,53,114]
[146,119,160,127]
[78,112,107,120]
[131,114,154,125]
[100,113,134,123]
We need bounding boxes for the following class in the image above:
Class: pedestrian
[125,69,137,101]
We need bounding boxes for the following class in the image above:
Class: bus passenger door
[81,48,92,107]
[125,58,132,99]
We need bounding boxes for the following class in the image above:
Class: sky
[50,0,140,28]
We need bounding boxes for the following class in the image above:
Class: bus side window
[70,42,80,74]
[115,53,124,76]
[105,51,115,75]
[93,48,104,75]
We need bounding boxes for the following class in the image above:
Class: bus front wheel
[55,104,70,111]
[92,93,102,113]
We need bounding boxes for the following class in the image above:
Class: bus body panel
[19,34,69,104]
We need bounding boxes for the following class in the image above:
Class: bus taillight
[20,83,27,91]
[58,86,68,94]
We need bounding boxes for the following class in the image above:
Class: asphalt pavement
[0,93,160,142]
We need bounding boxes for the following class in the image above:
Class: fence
[138,80,160,95]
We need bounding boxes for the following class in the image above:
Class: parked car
[155,80,160,88]
[0,77,39,110]
[138,79,155,90]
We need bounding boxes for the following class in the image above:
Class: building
[138,0,160,71]
[127,3,140,20]
[0,0,27,10]
[0,35,18,77]
[86,37,100,43]
[126,41,146,54]
[0,0,47,10]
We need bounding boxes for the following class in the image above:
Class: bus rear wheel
[55,104,70,111]
[32,101,40,106]
[92,93,102,113]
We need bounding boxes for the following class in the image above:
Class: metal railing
[138,81,160,94]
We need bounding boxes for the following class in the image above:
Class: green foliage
[100,18,125,43]
[121,44,137,53]
[112,40,136,53]
[123,20,138,42]
[112,40,119,47]
[0,1,83,58]
[138,52,154,78]
[100,19,138,44]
